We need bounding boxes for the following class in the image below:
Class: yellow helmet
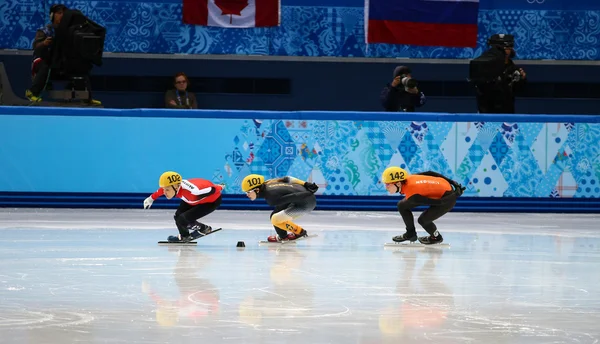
[241,174,265,192]
[159,171,182,188]
[382,166,408,184]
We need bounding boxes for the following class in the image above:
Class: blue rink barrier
[0,192,599,213]
[1,106,599,213]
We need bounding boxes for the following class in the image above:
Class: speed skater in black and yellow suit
[242,174,319,243]
[382,166,466,245]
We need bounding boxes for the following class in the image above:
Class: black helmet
[488,34,514,48]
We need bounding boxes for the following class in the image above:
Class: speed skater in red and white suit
[143,171,222,242]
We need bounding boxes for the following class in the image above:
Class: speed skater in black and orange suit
[382,166,465,245]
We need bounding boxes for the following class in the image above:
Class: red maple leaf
[215,0,249,24]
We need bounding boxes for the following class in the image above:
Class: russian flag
[365,0,480,48]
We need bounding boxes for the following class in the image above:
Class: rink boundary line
[0,223,598,238]
[2,208,599,218]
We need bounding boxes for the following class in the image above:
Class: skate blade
[384,242,450,248]
[158,241,197,245]
[158,228,222,245]
[258,234,318,245]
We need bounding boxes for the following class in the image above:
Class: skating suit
[260,181,316,216]
[400,175,452,199]
[151,178,222,205]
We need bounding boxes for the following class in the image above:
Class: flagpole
[364,0,370,56]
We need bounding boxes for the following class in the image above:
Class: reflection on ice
[0,209,599,343]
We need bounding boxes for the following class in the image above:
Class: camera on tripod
[51,8,106,75]
[468,34,515,84]
[43,7,106,102]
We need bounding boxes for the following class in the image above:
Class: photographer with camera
[380,66,426,112]
[470,34,526,114]
[26,4,66,102]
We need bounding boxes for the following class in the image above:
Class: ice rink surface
[1,208,599,344]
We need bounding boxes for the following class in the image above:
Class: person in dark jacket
[380,66,426,112]
[474,34,527,114]
[242,174,319,243]
[26,4,66,102]
[165,72,198,109]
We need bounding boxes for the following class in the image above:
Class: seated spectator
[26,4,66,102]
[380,66,426,112]
[165,73,198,109]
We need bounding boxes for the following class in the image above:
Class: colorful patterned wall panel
[0,0,599,60]
[0,107,599,200]
[214,119,600,198]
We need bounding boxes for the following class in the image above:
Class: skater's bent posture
[242,174,318,242]
[143,171,222,242]
[381,167,465,245]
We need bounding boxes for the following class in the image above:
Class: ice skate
[158,227,222,245]
[294,229,308,239]
[392,232,418,243]
[418,234,444,245]
[187,222,214,238]
[187,221,211,233]
[261,230,317,245]
[187,230,205,241]
[167,235,182,242]
[266,235,283,243]
[164,234,196,244]
[186,221,200,230]
[385,231,449,248]
[163,226,211,243]
[201,225,213,235]
[267,232,296,243]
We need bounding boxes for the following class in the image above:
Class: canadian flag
[183,0,280,28]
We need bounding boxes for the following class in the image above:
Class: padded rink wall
[0,106,599,213]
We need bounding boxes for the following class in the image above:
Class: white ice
[0,208,599,343]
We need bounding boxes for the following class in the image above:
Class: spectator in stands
[165,72,198,109]
[26,4,66,102]
[380,66,426,112]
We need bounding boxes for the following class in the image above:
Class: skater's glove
[143,196,154,209]
[304,182,319,193]
[454,184,466,196]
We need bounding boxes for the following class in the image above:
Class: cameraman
[474,34,526,113]
[26,4,66,102]
[380,66,426,112]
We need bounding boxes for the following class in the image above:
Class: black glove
[304,182,319,193]
[454,183,466,196]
